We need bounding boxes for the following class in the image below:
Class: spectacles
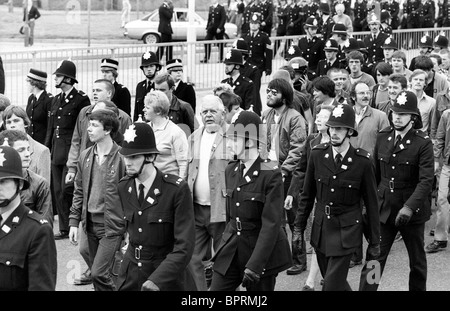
[266,88,279,96]
[356,91,372,96]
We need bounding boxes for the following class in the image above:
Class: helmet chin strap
[393,118,412,132]
[127,157,153,178]
[0,184,20,208]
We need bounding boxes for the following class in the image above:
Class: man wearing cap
[157,0,174,63]
[201,0,227,64]
[244,12,273,83]
[25,68,53,146]
[100,58,132,117]
[166,59,196,112]
[45,59,90,240]
[317,39,341,77]
[134,50,161,122]
[0,145,57,290]
[293,103,380,291]
[209,111,292,291]
[116,122,195,291]
[379,9,393,35]
[363,13,390,70]
[318,2,335,41]
[359,91,434,291]
[381,0,400,29]
[298,16,325,75]
[331,23,349,65]
[221,49,256,114]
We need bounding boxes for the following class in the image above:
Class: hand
[65,172,76,184]
[284,195,293,210]
[395,206,413,227]
[292,227,304,253]
[261,21,266,26]
[265,69,272,76]
[141,280,160,291]
[216,28,221,34]
[242,268,260,288]
[68,226,78,245]
[366,244,380,261]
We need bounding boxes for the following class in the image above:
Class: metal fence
[3,27,450,111]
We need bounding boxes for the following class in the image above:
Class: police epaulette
[163,173,185,186]
[78,90,87,96]
[379,126,393,133]
[262,158,278,170]
[312,142,328,150]
[119,175,132,182]
[27,210,48,224]
[355,148,371,159]
[243,76,252,83]
[415,130,429,139]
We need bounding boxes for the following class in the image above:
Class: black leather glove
[292,227,304,254]
[395,206,413,227]
[242,268,260,288]
[366,243,381,261]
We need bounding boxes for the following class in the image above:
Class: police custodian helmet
[227,110,262,142]
[389,90,423,129]
[53,59,78,84]
[140,50,162,71]
[326,103,358,136]
[120,122,159,156]
[0,145,29,190]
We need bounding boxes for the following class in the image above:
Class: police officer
[353,0,368,32]
[409,35,433,71]
[45,59,90,240]
[116,122,195,291]
[316,39,341,77]
[298,16,325,74]
[166,59,196,112]
[293,103,380,291]
[403,0,421,28]
[260,0,273,35]
[209,111,292,291]
[359,91,434,291]
[244,12,273,112]
[363,13,390,69]
[221,49,256,113]
[134,51,161,122]
[0,145,57,290]
[201,0,227,63]
[100,58,132,117]
[381,0,400,29]
[318,2,335,41]
[380,10,393,35]
[417,0,434,28]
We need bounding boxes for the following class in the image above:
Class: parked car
[124,8,238,44]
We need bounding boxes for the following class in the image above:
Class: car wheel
[143,33,160,44]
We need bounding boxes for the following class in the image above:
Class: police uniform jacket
[112,81,132,117]
[354,0,368,28]
[206,4,227,35]
[375,126,434,225]
[0,56,4,94]
[244,30,273,73]
[381,0,400,28]
[240,61,260,86]
[276,5,289,35]
[44,87,90,165]
[0,203,57,290]
[260,0,274,34]
[158,2,173,35]
[298,36,325,72]
[173,80,196,113]
[295,143,380,256]
[212,157,292,277]
[134,79,154,121]
[319,16,335,41]
[187,124,231,223]
[316,58,341,77]
[116,169,195,291]
[221,74,255,112]
[363,32,390,66]
[26,90,53,145]
[169,95,196,135]
[21,169,53,226]
[405,0,421,21]
[417,0,434,27]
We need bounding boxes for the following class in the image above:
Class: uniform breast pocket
[398,157,418,178]
[60,111,77,127]
[147,212,174,246]
[0,252,27,290]
[316,175,330,198]
[239,192,265,218]
[339,179,361,205]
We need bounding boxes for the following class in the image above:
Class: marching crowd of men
[2,0,450,292]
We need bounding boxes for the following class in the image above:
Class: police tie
[138,183,145,206]
[394,134,401,149]
[31,94,37,106]
[328,61,331,68]
[335,153,342,169]
[60,93,65,105]
[240,162,246,177]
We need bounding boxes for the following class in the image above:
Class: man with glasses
[187,94,231,290]
[262,78,307,276]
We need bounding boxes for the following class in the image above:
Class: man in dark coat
[201,0,227,63]
[359,91,434,291]
[294,103,381,291]
[0,56,4,94]
[157,0,174,62]
[166,59,196,113]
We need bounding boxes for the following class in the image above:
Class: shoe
[54,231,69,240]
[200,59,208,63]
[286,264,307,275]
[349,260,362,268]
[394,232,402,242]
[301,284,314,291]
[425,240,447,253]
[73,269,93,285]
[430,229,435,236]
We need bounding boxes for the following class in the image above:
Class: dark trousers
[210,252,277,291]
[283,175,307,268]
[203,30,224,61]
[359,222,427,291]
[86,217,123,291]
[252,68,263,116]
[51,164,73,233]
[316,250,353,291]
[157,33,173,62]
